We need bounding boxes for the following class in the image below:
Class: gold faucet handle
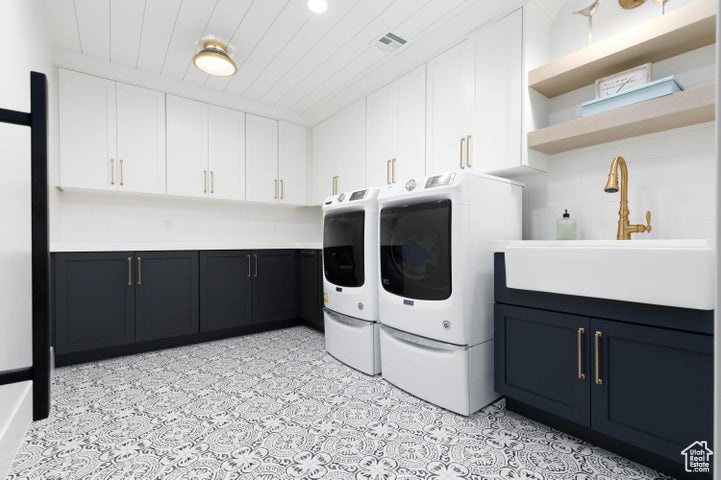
[644,210,652,232]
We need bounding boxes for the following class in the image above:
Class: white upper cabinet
[59,69,116,191]
[312,99,366,204]
[278,121,308,206]
[166,95,209,198]
[472,8,523,174]
[116,83,166,194]
[59,69,165,193]
[208,106,246,201]
[246,114,279,204]
[366,83,396,187]
[394,66,427,183]
[366,65,426,187]
[425,41,475,176]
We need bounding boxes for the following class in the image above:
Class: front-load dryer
[322,187,381,375]
[377,171,522,414]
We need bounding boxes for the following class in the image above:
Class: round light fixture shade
[193,40,237,77]
[307,0,328,13]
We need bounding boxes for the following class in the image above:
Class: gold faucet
[603,156,652,240]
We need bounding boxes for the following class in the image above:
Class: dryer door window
[324,211,365,287]
[380,200,451,300]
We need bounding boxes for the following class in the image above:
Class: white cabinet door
[473,8,522,173]
[209,106,245,201]
[246,114,279,203]
[312,118,336,204]
[394,65,426,183]
[425,40,475,176]
[166,95,208,198]
[116,83,165,194]
[58,69,116,190]
[333,99,365,194]
[366,86,395,188]
[278,121,308,206]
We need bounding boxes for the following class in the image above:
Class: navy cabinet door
[252,250,298,324]
[299,250,322,328]
[199,251,253,332]
[54,252,135,354]
[135,251,199,341]
[495,304,591,426]
[591,318,714,464]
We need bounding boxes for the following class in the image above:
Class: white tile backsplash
[520,124,716,241]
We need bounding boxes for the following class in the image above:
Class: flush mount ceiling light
[193,40,237,77]
[307,0,328,13]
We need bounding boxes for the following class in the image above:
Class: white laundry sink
[503,239,715,310]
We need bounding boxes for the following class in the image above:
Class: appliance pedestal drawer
[379,325,498,416]
[324,309,381,375]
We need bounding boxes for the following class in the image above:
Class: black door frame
[0,72,50,420]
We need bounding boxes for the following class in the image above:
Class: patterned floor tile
[6,326,672,479]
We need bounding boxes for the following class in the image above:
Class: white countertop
[50,243,322,252]
[494,239,714,252]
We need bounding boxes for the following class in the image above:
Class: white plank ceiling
[46,0,495,120]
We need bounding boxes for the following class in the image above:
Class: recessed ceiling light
[193,40,237,77]
[307,0,328,14]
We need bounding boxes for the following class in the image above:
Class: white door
[365,86,395,188]
[116,83,165,194]
[58,69,116,190]
[473,8,523,173]
[394,64,426,183]
[278,121,308,206]
[246,114,279,203]
[209,106,245,201]
[313,118,336,203]
[425,41,475,176]
[334,99,366,194]
[166,95,208,198]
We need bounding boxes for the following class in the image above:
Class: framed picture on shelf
[594,63,652,98]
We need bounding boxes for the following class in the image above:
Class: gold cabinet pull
[386,160,391,184]
[253,254,258,278]
[203,170,207,193]
[280,179,284,200]
[247,254,251,278]
[274,179,278,199]
[391,158,396,183]
[127,257,132,286]
[595,331,603,385]
[459,138,465,169]
[119,159,125,186]
[210,170,214,194]
[465,135,472,168]
[110,158,115,185]
[577,327,585,380]
[137,256,142,286]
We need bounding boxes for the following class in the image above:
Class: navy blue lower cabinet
[199,251,253,332]
[252,250,298,324]
[299,250,323,329]
[591,317,714,465]
[54,252,135,354]
[135,251,199,341]
[495,304,590,426]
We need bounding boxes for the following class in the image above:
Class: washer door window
[380,200,451,300]
[324,211,365,287]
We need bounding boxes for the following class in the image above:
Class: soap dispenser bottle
[556,209,577,240]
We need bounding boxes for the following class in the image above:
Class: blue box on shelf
[581,76,683,117]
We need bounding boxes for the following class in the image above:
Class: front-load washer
[322,187,381,375]
[377,171,522,415]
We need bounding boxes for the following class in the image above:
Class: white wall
[520,124,715,240]
[521,0,716,242]
[52,191,322,247]
[0,0,52,372]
